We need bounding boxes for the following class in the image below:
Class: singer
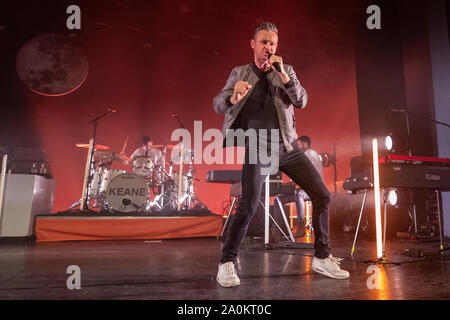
[213,22,349,287]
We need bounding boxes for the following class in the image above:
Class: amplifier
[206,170,242,184]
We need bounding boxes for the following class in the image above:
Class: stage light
[320,152,336,167]
[388,190,398,206]
[384,135,393,151]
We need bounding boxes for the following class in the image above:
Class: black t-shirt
[232,63,282,145]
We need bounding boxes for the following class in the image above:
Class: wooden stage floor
[0,231,449,300]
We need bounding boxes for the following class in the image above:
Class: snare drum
[105,173,149,212]
[147,164,163,186]
[133,156,154,176]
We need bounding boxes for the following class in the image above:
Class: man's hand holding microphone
[266,53,291,84]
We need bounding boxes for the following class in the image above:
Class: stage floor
[0,231,449,300]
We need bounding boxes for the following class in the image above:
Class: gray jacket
[213,63,308,152]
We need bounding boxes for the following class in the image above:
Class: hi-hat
[76,143,110,150]
[170,146,194,164]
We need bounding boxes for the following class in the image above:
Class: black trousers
[220,141,331,263]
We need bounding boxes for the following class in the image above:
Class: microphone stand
[393,107,450,156]
[172,114,185,129]
[169,114,203,210]
[81,109,115,211]
[405,112,412,157]
[402,109,450,129]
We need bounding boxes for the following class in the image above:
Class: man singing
[213,22,349,287]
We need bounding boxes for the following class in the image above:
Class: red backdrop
[26,0,361,214]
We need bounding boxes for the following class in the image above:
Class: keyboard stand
[351,189,369,258]
[220,196,238,238]
[436,190,445,255]
[260,175,295,247]
[351,188,445,261]
[220,175,314,249]
[220,177,295,244]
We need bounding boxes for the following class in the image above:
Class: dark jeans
[220,141,331,263]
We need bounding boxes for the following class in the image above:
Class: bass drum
[100,169,125,195]
[105,173,149,212]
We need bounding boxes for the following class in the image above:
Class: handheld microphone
[88,107,117,124]
[267,53,281,72]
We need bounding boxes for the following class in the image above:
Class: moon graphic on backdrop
[16,34,89,96]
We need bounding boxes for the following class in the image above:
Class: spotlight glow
[388,190,398,206]
[385,136,393,151]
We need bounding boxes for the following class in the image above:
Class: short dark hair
[142,136,151,145]
[298,136,311,146]
[254,22,279,39]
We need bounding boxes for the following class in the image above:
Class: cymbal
[94,150,113,160]
[76,143,110,150]
[94,150,131,162]
[150,143,178,149]
[170,146,194,164]
[172,146,194,155]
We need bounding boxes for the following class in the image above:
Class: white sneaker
[217,262,240,288]
[312,255,350,279]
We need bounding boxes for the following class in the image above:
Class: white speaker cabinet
[0,174,55,237]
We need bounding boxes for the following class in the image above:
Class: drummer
[121,136,163,166]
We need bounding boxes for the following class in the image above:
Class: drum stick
[177,144,184,211]
[121,136,129,154]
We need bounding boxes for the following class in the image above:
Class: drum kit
[69,142,202,213]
